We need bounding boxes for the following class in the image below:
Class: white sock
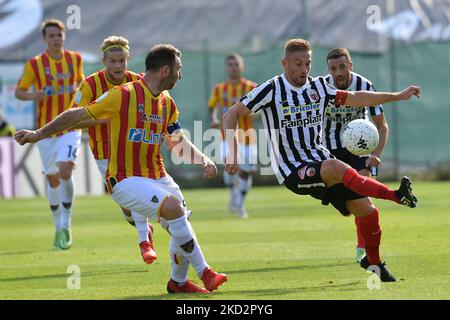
[169,238,190,285]
[59,177,74,229]
[47,184,62,231]
[167,215,208,277]
[238,175,252,208]
[131,211,149,243]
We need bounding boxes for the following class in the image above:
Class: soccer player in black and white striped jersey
[224,39,420,282]
[324,48,389,263]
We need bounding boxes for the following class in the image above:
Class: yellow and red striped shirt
[85,79,180,186]
[71,69,142,160]
[208,78,257,145]
[17,50,84,135]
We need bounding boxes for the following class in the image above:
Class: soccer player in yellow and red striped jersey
[69,35,156,264]
[16,44,228,294]
[208,53,257,218]
[15,19,84,250]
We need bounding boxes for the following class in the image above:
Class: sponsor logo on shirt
[141,113,164,124]
[281,114,322,129]
[128,128,162,145]
[282,103,320,116]
[42,84,77,96]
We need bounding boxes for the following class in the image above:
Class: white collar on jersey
[281,73,310,92]
[326,71,357,90]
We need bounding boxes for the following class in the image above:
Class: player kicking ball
[16,44,227,293]
[224,39,419,282]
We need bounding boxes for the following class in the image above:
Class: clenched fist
[15,130,42,145]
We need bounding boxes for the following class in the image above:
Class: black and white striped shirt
[323,72,383,150]
[240,73,348,183]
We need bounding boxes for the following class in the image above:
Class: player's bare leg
[347,197,396,282]
[320,159,418,207]
[161,196,227,292]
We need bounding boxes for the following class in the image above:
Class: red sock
[357,208,382,265]
[343,168,400,203]
[355,217,364,248]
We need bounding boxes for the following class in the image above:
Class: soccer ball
[341,119,379,156]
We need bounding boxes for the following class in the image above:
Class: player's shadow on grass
[0,273,69,282]
[0,251,36,256]
[0,269,148,283]
[223,261,355,275]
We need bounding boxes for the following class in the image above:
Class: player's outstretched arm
[167,133,218,178]
[70,118,109,130]
[344,85,421,107]
[15,108,91,145]
[223,102,251,174]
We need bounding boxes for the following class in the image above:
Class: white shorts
[221,141,258,173]
[111,175,186,222]
[37,131,81,175]
[95,159,108,181]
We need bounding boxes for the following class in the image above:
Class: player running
[224,39,419,282]
[323,48,389,263]
[208,53,257,218]
[69,36,156,264]
[15,19,84,250]
[16,44,227,294]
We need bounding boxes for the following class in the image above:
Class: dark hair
[145,44,181,72]
[284,39,312,56]
[326,48,352,62]
[41,18,65,36]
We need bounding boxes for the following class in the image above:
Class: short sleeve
[319,78,348,106]
[207,85,219,109]
[367,83,383,115]
[240,80,274,113]
[85,86,122,120]
[75,53,84,83]
[70,79,93,109]
[167,98,182,135]
[16,61,36,91]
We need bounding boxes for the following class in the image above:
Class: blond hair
[101,36,130,56]
[226,53,244,67]
[284,39,312,56]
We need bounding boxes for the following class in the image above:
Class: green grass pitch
[1,181,449,300]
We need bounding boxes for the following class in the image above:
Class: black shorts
[330,148,369,172]
[283,161,364,216]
